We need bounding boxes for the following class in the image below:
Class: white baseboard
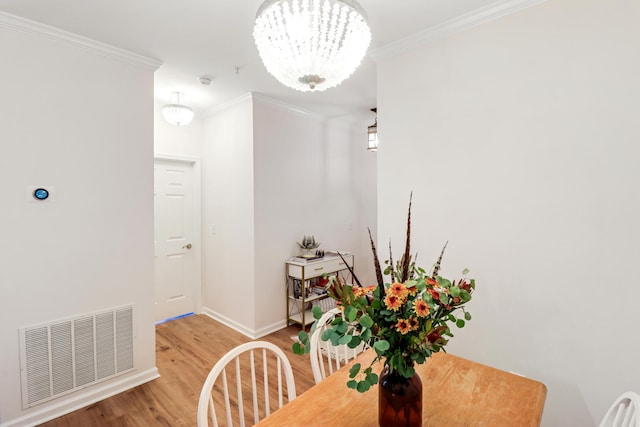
[200,307,287,340]
[0,368,160,427]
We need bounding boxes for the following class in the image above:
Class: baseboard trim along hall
[0,368,160,427]
[201,307,286,340]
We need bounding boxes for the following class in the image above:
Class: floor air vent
[19,304,135,409]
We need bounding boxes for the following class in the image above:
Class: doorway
[154,157,201,322]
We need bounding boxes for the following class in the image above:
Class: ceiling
[0,0,501,126]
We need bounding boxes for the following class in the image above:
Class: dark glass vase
[378,366,423,427]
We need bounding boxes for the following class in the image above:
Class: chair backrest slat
[262,348,270,417]
[250,350,259,425]
[222,369,232,427]
[277,358,283,409]
[234,358,244,427]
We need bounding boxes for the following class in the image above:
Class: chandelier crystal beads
[162,92,194,126]
[253,0,371,92]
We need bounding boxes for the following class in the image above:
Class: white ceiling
[0,0,502,126]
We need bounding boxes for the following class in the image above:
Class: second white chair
[197,341,297,427]
[309,308,368,384]
[599,391,640,427]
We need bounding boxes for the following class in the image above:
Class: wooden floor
[39,315,315,426]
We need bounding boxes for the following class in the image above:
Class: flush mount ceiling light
[162,92,194,126]
[253,0,371,92]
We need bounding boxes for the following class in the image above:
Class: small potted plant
[297,235,320,258]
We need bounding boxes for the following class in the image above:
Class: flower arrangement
[292,195,476,392]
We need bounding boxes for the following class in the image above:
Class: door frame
[154,153,202,318]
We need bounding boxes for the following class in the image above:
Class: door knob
[182,243,192,249]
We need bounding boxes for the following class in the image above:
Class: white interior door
[154,159,196,322]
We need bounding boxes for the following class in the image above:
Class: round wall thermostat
[33,188,49,200]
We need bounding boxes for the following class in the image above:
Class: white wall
[201,96,257,333]
[200,94,377,336]
[376,0,640,425]
[252,96,377,333]
[0,20,158,426]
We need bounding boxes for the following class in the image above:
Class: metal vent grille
[20,305,135,408]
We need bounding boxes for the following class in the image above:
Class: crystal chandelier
[162,92,194,126]
[253,0,371,92]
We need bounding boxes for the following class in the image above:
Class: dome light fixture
[162,92,194,126]
[253,0,371,92]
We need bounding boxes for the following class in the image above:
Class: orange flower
[395,318,411,334]
[353,285,377,298]
[414,299,429,317]
[389,282,409,299]
[426,278,438,286]
[384,294,403,311]
[408,316,419,331]
[353,287,366,298]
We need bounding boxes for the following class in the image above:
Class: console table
[285,253,353,327]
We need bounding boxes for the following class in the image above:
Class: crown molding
[0,11,162,70]
[204,92,365,131]
[251,92,326,121]
[369,0,549,61]
[204,92,325,120]
[202,92,253,118]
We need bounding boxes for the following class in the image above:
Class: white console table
[285,253,354,327]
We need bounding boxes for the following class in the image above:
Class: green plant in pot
[298,235,320,258]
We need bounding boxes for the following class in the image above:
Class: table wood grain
[256,350,547,427]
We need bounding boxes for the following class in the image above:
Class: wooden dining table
[255,349,547,426]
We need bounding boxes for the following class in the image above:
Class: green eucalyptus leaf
[348,335,362,348]
[344,305,354,318]
[450,286,461,297]
[373,340,390,353]
[329,331,342,345]
[438,277,452,288]
[462,268,470,275]
[366,372,379,385]
[456,318,466,328]
[349,363,361,378]
[335,321,348,334]
[465,312,472,321]
[360,314,374,329]
[347,379,358,389]
[292,341,304,354]
[357,381,371,393]
[338,335,353,345]
[312,305,323,318]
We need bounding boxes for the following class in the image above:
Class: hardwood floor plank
[38,315,314,426]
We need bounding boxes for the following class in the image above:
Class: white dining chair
[197,341,297,427]
[599,391,640,427]
[309,308,368,384]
